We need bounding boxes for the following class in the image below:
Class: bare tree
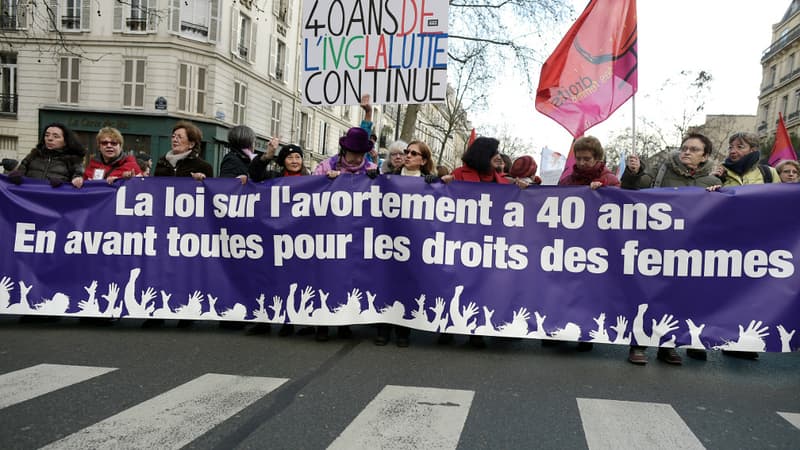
[399,0,573,142]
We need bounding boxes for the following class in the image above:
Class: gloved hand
[7,170,23,185]
[424,174,439,184]
[48,177,64,188]
[366,169,379,179]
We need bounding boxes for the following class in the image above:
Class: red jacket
[84,154,142,180]
[451,166,510,184]
[558,162,620,187]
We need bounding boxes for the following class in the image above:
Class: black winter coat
[18,146,85,182]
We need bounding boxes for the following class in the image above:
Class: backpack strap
[652,163,668,188]
[758,164,773,183]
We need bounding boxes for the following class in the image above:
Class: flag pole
[631,94,637,156]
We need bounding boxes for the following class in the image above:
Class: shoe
[396,337,410,348]
[246,323,271,335]
[437,333,454,345]
[337,325,353,339]
[628,347,648,365]
[278,324,294,337]
[141,318,164,328]
[686,348,708,360]
[722,350,759,360]
[656,347,683,365]
[315,326,329,342]
[469,335,487,349]
[576,341,594,352]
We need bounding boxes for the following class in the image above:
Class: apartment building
[758,0,800,140]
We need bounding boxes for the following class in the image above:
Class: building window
[169,0,219,43]
[59,0,89,31]
[231,10,256,62]
[114,0,156,32]
[769,66,777,86]
[270,37,287,82]
[0,0,28,30]
[795,90,800,113]
[273,0,291,24]
[178,63,206,115]
[58,57,80,105]
[299,112,310,149]
[233,81,247,125]
[789,53,796,76]
[270,100,282,137]
[781,95,789,119]
[0,135,17,153]
[319,120,329,155]
[0,53,17,114]
[123,59,145,109]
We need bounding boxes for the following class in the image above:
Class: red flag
[536,0,638,137]
[467,128,477,148]
[558,140,577,182]
[769,112,797,166]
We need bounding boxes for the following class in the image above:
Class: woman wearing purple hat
[313,126,378,178]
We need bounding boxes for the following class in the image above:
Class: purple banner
[1,174,798,352]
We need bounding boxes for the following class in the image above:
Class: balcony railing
[788,111,799,121]
[126,17,147,31]
[180,21,208,36]
[0,93,18,114]
[0,15,18,30]
[757,121,768,132]
[762,22,800,62]
[61,15,81,29]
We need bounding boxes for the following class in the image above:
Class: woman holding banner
[558,136,620,189]
[9,123,86,188]
[622,133,720,365]
[153,120,213,180]
[709,132,779,188]
[84,127,142,184]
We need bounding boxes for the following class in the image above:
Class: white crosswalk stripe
[328,385,475,450]
[777,411,800,430]
[577,398,705,450]
[40,373,288,450]
[0,363,116,409]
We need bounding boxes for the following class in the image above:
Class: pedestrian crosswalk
[0,363,796,450]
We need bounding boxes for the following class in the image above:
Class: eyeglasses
[99,140,119,146]
[780,169,799,175]
[404,149,422,157]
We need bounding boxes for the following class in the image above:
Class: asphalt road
[0,316,798,449]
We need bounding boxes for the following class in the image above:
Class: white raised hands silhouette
[551,322,581,341]
[284,284,303,323]
[174,290,204,317]
[713,320,769,352]
[139,287,157,316]
[633,303,679,347]
[678,319,706,350]
[0,276,13,310]
[777,325,795,352]
[445,286,479,334]
[377,300,406,323]
[589,313,611,343]
[311,289,335,322]
[334,288,363,318]
[270,295,286,322]
[150,289,171,318]
[252,294,269,322]
[122,268,152,317]
[527,311,549,339]
[201,294,221,319]
[102,283,121,317]
[474,306,497,336]
[77,281,101,315]
[33,292,70,314]
[298,285,316,320]
[498,307,531,337]
[220,301,247,320]
[360,291,380,322]
[610,315,631,344]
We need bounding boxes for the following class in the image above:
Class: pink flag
[536,0,638,137]
[467,128,477,148]
[769,112,797,166]
[558,140,577,182]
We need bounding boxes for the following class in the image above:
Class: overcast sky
[471,0,791,157]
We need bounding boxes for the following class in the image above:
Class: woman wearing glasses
[776,159,799,183]
[84,127,142,184]
[153,120,213,180]
[621,132,720,365]
[708,132,779,188]
[8,122,86,188]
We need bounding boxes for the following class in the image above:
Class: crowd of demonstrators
[558,136,621,189]
[709,132,779,189]
[620,133,720,365]
[776,159,799,183]
[84,127,142,184]
[219,125,257,183]
[9,122,86,188]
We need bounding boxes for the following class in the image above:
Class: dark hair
[39,122,85,156]
[573,136,604,161]
[461,137,499,173]
[683,132,714,156]
[228,125,256,151]
[499,153,512,173]
[172,120,203,151]
[407,140,435,175]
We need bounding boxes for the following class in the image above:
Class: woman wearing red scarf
[558,136,620,189]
